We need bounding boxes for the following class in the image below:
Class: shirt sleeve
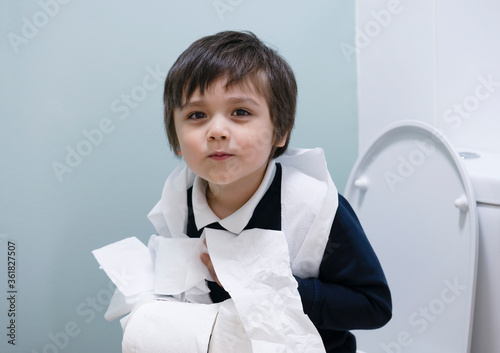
[295,194,392,330]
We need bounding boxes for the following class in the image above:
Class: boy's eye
[232,109,250,117]
[187,111,206,120]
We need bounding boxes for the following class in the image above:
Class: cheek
[241,125,275,152]
[237,129,275,165]
[177,129,201,151]
[256,125,275,147]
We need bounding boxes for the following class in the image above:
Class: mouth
[208,151,234,161]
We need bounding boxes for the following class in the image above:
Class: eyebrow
[226,96,262,106]
[179,100,204,110]
[180,96,263,110]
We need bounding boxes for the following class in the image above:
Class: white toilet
[344,121,500,353]
[464,148,500,353]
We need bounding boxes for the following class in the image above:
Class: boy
[159,30,391,352]
[94,30,391,353]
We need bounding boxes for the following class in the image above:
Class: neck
[206,166,268,219]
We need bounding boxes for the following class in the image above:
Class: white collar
[192,160,277,235]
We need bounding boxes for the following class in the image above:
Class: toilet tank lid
[458,149,500,206]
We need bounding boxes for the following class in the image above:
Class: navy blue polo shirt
[186,163,392,353]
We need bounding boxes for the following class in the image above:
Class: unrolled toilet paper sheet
[205,228,325,352]
[93,228,325,352]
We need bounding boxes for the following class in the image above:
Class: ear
[275,132,288,148]
[176,149,182,156]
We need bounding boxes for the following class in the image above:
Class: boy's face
[173,77,286,189]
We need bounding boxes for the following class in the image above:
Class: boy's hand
[201,239,223,288]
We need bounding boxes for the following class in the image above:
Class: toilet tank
[459,149,500,353]
[460,150,500,207]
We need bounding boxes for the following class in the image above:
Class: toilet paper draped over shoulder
[92,148,338,353]
[148,147,338,278]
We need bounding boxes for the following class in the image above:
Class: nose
[207,115,230,142]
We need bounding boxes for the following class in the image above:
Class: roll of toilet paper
[122,299,220,353]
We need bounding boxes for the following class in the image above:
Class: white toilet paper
[94,229,326,352]
[209,299,253,353]
[92,237,156,320]
[92,237,154,297]
[205,228,326,353]
[122,299,219,353]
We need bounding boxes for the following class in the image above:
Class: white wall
[435,0,500,153]
[0,1,357,352]
[356,0,500,154]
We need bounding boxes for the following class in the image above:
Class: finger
[200,252,212,270]
[200,253,222,287]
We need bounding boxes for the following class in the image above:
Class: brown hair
[163,30,297,159]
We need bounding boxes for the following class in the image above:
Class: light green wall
[0,1,356,351]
